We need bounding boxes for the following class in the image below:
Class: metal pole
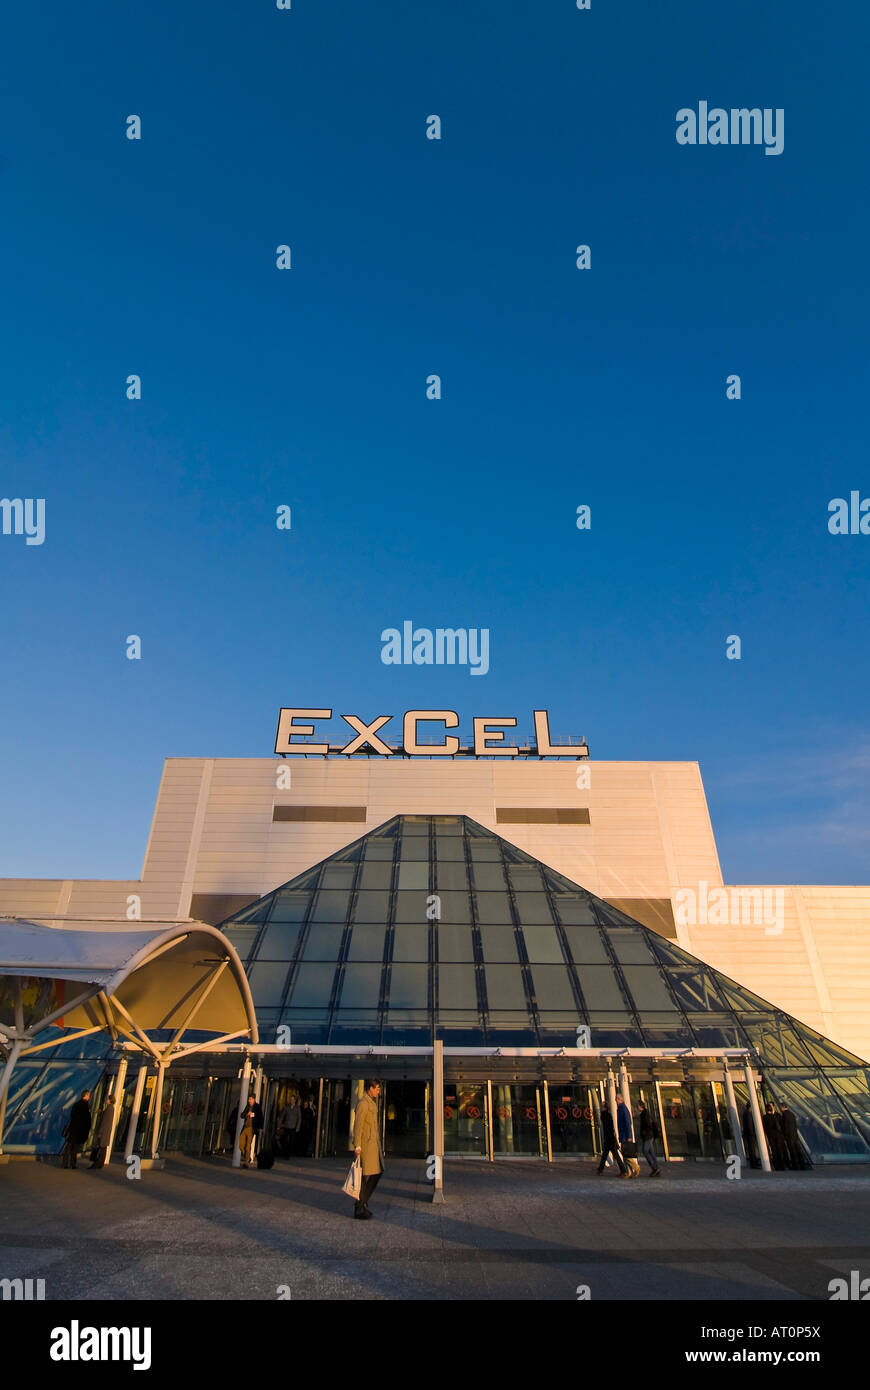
[150,1062,166,1159]
[722,1062,746,1162]
[541,1079,553,1162]
[486,1079,494,1161]
[124,1063,148,1161]
[104,1057,128,1164]
[232,1058,252,1168]
[0,1040,24,1155]
[432,1038,445,1203]
[655,1079,670,1162]
[744,1064,771,1173]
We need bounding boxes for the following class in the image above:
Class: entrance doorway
[548,1085,600,1156]
[655,1081,726,1159]
[491,1083,545,1156]
[383,1081,428,1157]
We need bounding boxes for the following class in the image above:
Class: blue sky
[1,1,868,883]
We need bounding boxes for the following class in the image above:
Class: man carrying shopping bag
[351,1079,384,1220]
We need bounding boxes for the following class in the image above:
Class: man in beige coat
[352,1079,384,1220]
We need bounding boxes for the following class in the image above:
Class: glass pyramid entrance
[219,814,870,1162]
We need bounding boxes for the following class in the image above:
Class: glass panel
[689,1016,749,1048]
[363,839,395,860]
[528,964,576,1010]
[437,891,474,924]
[394,890,428,924]
[391,926,430,962]
[337,964,382,1008]
[553,898,598,925]
[641,1022,695,1047]
[220,927,258,959]
[508,866,544,891]
[401,818,430,834]
[399,836,429,860]
[479,925,520,962]
[397,861,429,891]
[436,924,474,962]
[762,1068,870,1161]
[520,925,564,962]
[288,964,337,1007]
[471,862,506,892]
[484,965,528,1010]
[719,979,778,1013]
[537,1014,586,1045]
[585,1021,641,1043]
[320,865,356,889]
[437,964,479,1010]
[657,1082,702,1157]
[300,925,344,960]
[622,966,678,1012]
[609,929,656,965]
[468,840,502,861]
[596,902,645,928]
[824,1071,870,1150]
[352,891,390,924]
[475,892,513,924]
[574,965,628,1012]
[246,962,288,1006]
[548,1085,599,1155]
[741,1016,816,1068]
[388,965,429,1009]
[254,922,303,959]
[793,1023,868,1069]
[436,861,469,891]
[492,1084,542,1156]
[435,837,466,861]
[513,893,554,924]
[268,891,312,923]
[666,966,725,1012]
[311,890,352,922]
[563,926,610,963]
[443,1083,487,1155]
[347,925,387,961]
[358,861,392,890]
[330,842,362,861]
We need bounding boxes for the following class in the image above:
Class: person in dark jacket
[238,1092,264,1167]
[61,1090,92,1169]
[616,1097,640,1177]
[638,1102,661,1176]
[597,1102,627,1176]
[741,1102,760,1168]
[762,1102,787,1170]
[779,1103,809,1170]
[300,1098,317,1157]
[89,1095,116,1168]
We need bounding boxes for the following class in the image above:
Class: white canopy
[0,918,258,1078]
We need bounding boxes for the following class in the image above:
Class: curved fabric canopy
[0,919,258,1064]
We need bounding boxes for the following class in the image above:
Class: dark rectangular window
[495,808,590,824]
[272,805,367,822]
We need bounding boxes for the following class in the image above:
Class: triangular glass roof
[218,814,870,1160]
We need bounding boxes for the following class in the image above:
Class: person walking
[352,1079,384,1219]
[762,1101,787,1170]
[597,1100,627,1176]
[238,1092,264,1168]
[638,1102,661,1176]
[779,1103,810,1170]
[89,1094,116,1168]
[61,1090,92,1169]
[616,1095,641,1177]
[278,1096,302,1158]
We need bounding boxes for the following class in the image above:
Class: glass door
[492,1083,544,1156]
[444,1082,488,1155]
[656,1081,702,1157]
[548,1085,599,1155]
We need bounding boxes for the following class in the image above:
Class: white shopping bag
[342,1156,362,1200]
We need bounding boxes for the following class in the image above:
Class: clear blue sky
[1,1,868,884]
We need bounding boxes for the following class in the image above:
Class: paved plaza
[2,1156,869,1301]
